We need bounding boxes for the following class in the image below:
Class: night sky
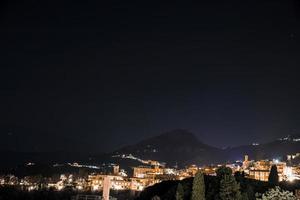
[1,0,300,152]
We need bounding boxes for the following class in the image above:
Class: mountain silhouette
[114,129,223,167]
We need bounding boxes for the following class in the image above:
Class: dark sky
[1,0,300,152]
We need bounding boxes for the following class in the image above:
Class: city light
[1,152,300,196]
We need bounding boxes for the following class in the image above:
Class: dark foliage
[268,165,279,186]
[137,167,300,200]
[0,186,74,200]
[0,186,135,200]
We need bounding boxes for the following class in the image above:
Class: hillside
[226,134,300,161]
[113,131,300,166]
[2,130,300,169]
[113,129,224,167]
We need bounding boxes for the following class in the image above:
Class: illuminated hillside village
[2,151,300,199]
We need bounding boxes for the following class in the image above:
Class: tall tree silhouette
[191,171,205,200]
[268,165,279,186]
[219,175,241,200]
[175,183,184,200]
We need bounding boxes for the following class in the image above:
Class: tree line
[139,165,299,200]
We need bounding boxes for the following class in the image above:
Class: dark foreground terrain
[137,173,300,200]
[0,187,137,200]
[1,175,299,200]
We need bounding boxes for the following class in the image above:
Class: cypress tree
[176,183,184,200]
[241,192,249,200]
[245,185,254,200]
[268,165,279,186]
[216,166,232,179]
[219,174,241,200]
[191,171,205,200]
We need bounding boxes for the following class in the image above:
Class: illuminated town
[1,151,300,199]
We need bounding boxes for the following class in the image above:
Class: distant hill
[113,129,224,167]
[2,130,300,169]
[0,151,90,170]
[113,131,300,166]
[226,134,300,161]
